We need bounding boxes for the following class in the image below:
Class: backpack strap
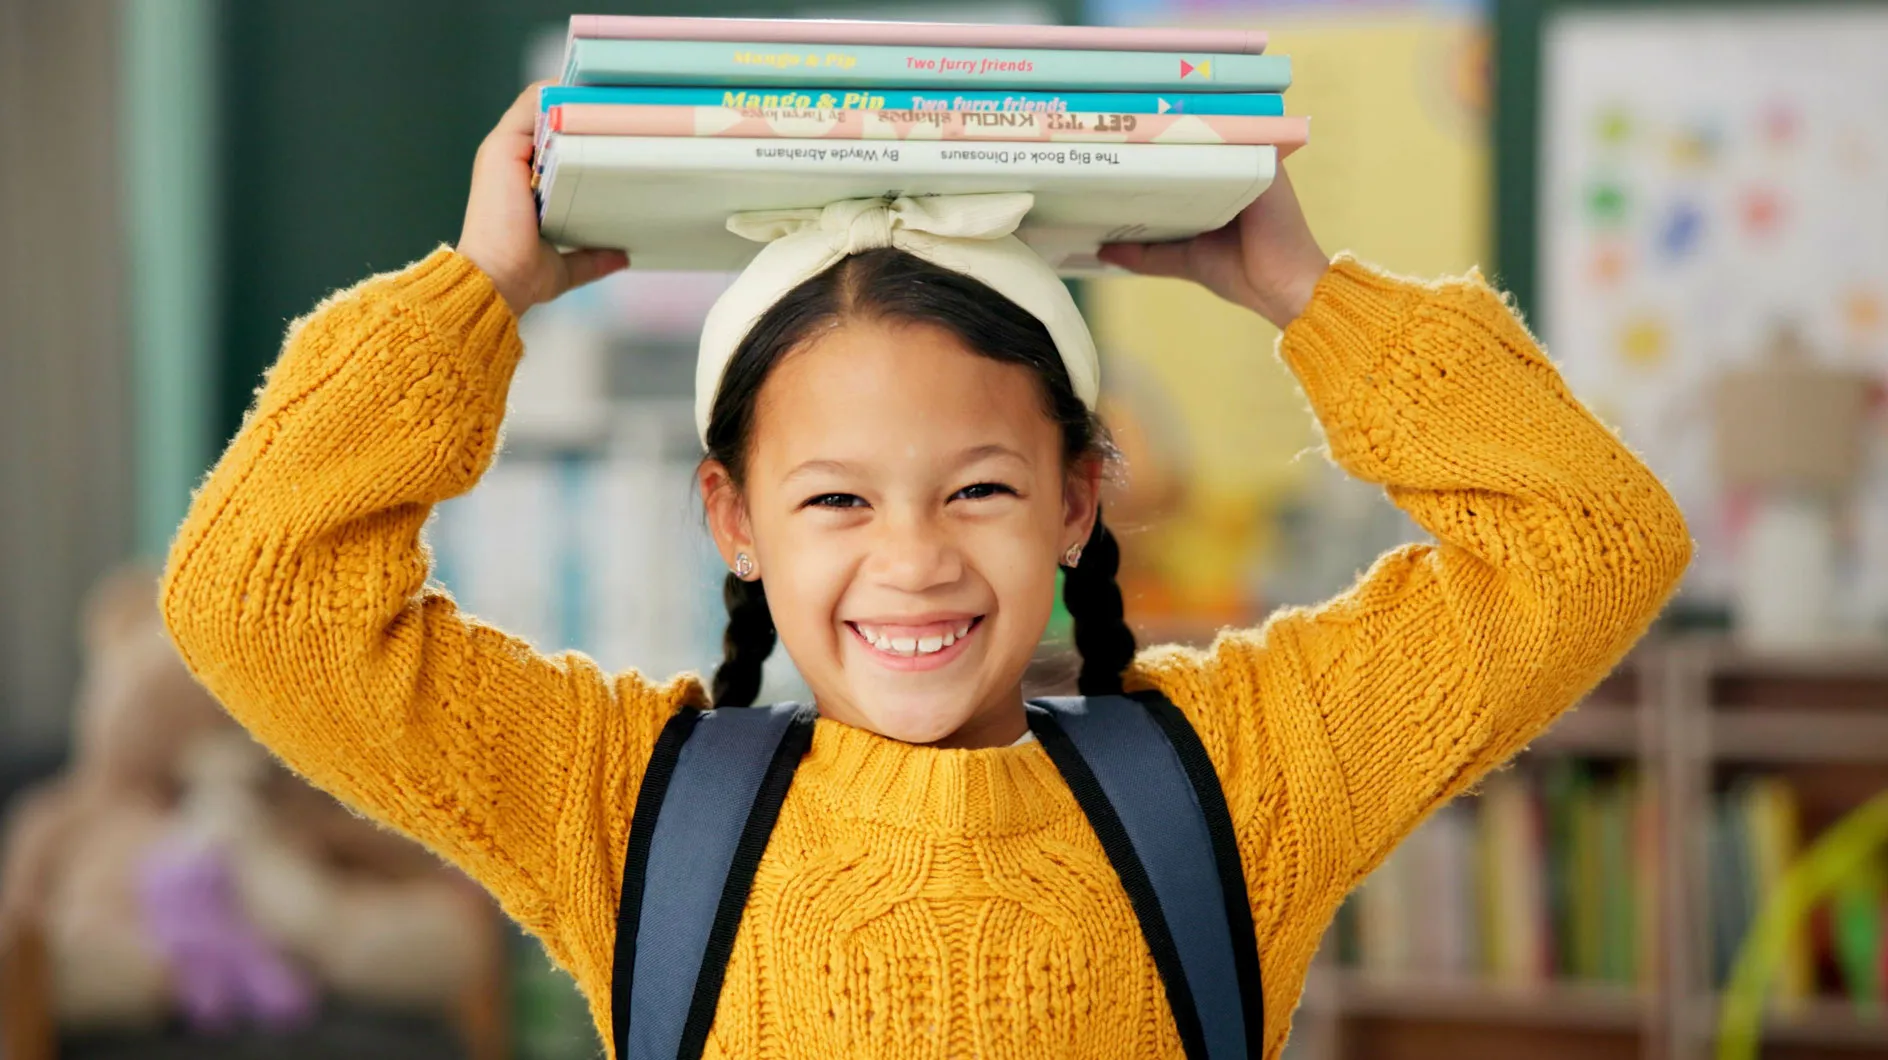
[610,702,815,1060]
[1027,692,1264,1060]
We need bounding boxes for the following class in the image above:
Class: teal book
[563,39,1291,92]
[538,85,1287,117]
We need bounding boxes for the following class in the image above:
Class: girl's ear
[699,460,756,573]
[1062,454,1103,551]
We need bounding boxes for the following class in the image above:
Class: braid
[711,574,776,707]
[1063,516,1136,696]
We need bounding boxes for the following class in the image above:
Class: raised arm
[161,250,696,953]
[163,86,658,968]
[1138,256,1690,879]
[1105,170,1689,883]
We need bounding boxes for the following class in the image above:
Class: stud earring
[1062,543,1084,569]
[733,553,754,579]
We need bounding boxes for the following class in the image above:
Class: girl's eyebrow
[781,444,1030,483]
[782,458,861,483]
[954,443,1030,468]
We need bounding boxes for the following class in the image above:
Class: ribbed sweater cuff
[372,245,523,373]
[1276,253,1433,404]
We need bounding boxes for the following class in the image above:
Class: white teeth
[854,622,973,656]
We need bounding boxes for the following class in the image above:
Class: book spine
[566,15,1268,54]
[1597,780,1633,985]
[549,104,1305,148]
[543,133,1271,183]
[531,136,561,220]
[541,85,1286,116]
[567,39,1291,91]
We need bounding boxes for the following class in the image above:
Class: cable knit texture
[161,248,1691,1059]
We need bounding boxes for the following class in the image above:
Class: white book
[1357,843,1413,976]
[1420,803,1478,978]
[536,134,1276,273]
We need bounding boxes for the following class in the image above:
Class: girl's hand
[456,82,629,316]
[1096,164,1330,330]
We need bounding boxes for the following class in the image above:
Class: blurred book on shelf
[1337,759,1885,1015]
[1339,763,1660,991]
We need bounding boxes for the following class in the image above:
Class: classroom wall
[0,0,133,752]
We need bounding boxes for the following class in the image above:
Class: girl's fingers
[1097,240,1195,280]
[559,247,630,292]
[502,80,554,136]
[482,81,555,163]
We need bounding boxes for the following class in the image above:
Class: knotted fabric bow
[694,193,1100,444]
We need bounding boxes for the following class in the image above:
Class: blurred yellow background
[1091,7,1489,622]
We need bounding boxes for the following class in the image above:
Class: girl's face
[701,317,1099,749]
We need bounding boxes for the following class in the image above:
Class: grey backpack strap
[1028,692,1263,1060]
[611,702,815,1060]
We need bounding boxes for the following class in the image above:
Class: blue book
[538,85,1286,117]
[563,39,1291,92]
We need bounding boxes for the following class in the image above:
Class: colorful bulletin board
[1083,0,1492,624]
[1513,2,1888,615]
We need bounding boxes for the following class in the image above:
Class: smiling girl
[163,85,1691,1058]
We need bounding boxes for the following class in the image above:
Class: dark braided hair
[1062,518,1134,696]
[711,574,776,708]
[702,246,1136,706]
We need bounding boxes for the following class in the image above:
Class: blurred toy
[138,735,320,1034]
[1717,789,1888,1060]
[0,565,227,1031]
[1711,323,1878,647]
[0,566,506,1053]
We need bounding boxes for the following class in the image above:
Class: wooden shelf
[1695,635,1888,678]
[1527,703,1888,763]
[1535,703,1641,756]
[1707,708,1888,764]
[1307,974,1888,1049]
[1301,977,1888,1059]
[1314,972,1648,1031]
[1690,995,1888,1049]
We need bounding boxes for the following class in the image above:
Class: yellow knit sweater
[162,248,1690,1059]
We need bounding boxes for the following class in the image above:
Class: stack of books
[532,15,1306,272]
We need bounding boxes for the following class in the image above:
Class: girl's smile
[846,614,984,671]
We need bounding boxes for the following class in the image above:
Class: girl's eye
[952,482,1018,502]
[804,493,868,509]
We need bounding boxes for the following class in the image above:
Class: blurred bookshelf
[1258,634,1888,1060]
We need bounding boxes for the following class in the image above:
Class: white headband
[694,193,1100,444]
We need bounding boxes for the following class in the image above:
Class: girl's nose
[867,515,964,593]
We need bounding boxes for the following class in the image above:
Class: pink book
[547,102,1306,153]
[565,15,1267,55]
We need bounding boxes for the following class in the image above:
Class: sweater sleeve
[1130,256,1690,980]
[160,249,701,965]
